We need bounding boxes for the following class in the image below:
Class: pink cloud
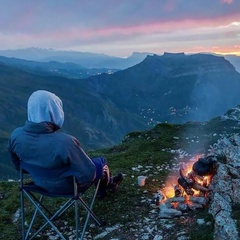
[65,11,240,42]
[221,0,234,4]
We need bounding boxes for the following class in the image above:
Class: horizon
[0,0,240,57]
[0,47,238,59]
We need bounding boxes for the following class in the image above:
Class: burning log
[178,168,195,195]
[191,183,210,192]
[165,197,185,204]
[177,176,194,195]
[156,154,217,218]
[177,155,217,196]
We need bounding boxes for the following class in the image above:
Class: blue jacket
[8,120,97,193]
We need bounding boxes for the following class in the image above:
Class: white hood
[27,90,64,128]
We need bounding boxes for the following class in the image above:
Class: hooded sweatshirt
[8,90,96,193]
[27,90,64,128]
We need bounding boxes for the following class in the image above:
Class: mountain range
[1,51,240,179]
[0,47,239,72]
[0,48,153,69]
[0,55,120,79]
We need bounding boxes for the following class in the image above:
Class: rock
[196,219,205,225]
[209,133,240,239]
[153,235,163,240]
[159,203,182,218]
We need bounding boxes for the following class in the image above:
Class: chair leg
[20,189,25,240]
[26,195,43,238]
[31,199,75,239]
[49,198,74,220]
[75,198,79,239]
[20,170,26,240]
[80,179,102,240]
[23,191,66,240]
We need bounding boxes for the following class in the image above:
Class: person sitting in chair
[8,90,123,198]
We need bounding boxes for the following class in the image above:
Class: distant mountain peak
[163,52,185,56]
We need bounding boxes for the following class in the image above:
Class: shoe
[108,173,124,193]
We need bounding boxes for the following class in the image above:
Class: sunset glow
[0,0,239,57]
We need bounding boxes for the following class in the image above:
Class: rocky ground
[78,134,240,239]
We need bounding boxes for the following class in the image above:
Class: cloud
[222,0,234,4]
[0,0,240,56]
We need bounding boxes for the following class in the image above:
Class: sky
[0,0,240,57]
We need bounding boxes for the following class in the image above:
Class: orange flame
[160,154,212,200]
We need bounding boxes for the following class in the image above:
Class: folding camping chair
[19,161,103,240]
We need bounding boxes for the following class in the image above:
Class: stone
[159,203,182,218]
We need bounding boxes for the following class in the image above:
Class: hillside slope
[1,53,240,179]
[86,53,240,124]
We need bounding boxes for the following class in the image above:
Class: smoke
[190,81,221,122]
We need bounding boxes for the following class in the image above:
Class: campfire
[155,154,218,218]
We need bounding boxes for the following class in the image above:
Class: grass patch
[2,121,235,239]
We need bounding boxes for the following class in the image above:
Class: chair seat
[22,181,91,197]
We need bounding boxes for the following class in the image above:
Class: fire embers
[177,155,217,197]
[157,155,218,218]
[177,169,209,197]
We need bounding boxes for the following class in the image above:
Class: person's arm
[8,150,21,170]
[7,128,22,171]
[66,137,96,184]
[7,136,21,170]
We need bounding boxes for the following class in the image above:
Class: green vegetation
[0,122,224,239]
[0,182,20,239]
